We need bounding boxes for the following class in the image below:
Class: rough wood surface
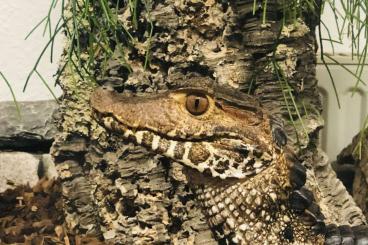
[51,0,366,243]
[335,130,368,218]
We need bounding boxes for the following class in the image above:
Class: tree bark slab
[51,1,367,243]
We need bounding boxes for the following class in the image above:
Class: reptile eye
[186,94,209,115]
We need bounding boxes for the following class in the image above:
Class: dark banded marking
[110,120,119,131]
[214,166,226,174]
[142,132,154,147]
[253,150,263,158]
[174,142,185,160]
[103,117,124,133]
[157,138,170,154]
[127,134,137,143]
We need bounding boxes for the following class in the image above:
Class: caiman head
[90,82,287,180]
[91,83,364,244]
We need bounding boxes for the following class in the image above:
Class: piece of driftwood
[335,130,368,218]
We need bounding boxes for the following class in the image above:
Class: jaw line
[102,112,245,143]
[98,114,275,180]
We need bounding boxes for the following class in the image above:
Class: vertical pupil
[194,98,200,109]
[186,94,208,115]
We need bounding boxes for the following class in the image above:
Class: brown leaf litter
[0,178,107,245]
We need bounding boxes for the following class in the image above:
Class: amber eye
[185,94,209,115]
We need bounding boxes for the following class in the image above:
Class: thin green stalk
[52,0,59,8]
[50,17,63,64]
[324,54,367,86]
[302,100,309,117]
[253,0,257,15]
[321,38,343,44]
[327,0,342,42]
[321,20,337,53]
[99,0,112,25]
[144,10,153,70]
[262,0,268,24]
[54,60,69,87]
[23,21,65,92]
[273,61,309,142]
[353,115,368,159]
[265,21,310,145]
[43,0,59,40]
[35,70,59,103]
[318,19,341,108]
[25,16,48,40]
[72,0,81,69]
[351,35,368,96]
[0,72,21,119]
[61,0,65,16]
[274,64,302,145]
[129,0,139,29]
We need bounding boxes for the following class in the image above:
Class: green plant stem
[0,72,21,119]
[35,70,59,103]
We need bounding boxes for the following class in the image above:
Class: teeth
[102,119,276,180]
[123,129,133,138]
[134,131,144,144]
[182,142,192,162]
[167,130,176,137]
[253,161,263,169]
[166,141,177,158]
[103,117,113,130]
[151,135,160,151]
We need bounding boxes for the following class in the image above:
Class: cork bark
[51,0,366,243]
[334,129,368,218]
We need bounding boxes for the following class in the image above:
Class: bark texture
[334,129,368,218]
[52,0,366,243]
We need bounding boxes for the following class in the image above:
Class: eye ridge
[186,93,209,115]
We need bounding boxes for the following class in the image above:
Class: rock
[0,100,58,152]
[0,152,40,193]
[40,154,58,179]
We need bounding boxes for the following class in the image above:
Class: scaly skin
[90,83,325,244]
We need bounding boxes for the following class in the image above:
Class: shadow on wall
[317,57,368,162]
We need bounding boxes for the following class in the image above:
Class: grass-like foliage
[0,72,21,119]
[22,0,368,97]
[23,0,153,94]
[354,116,368,159]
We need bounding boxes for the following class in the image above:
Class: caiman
[90,82,368,244]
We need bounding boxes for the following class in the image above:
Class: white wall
[0,2,366,161]
[0,1,63,102]
[318,59,368,161]
[318,4,368,160]
[320,4,353,54]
